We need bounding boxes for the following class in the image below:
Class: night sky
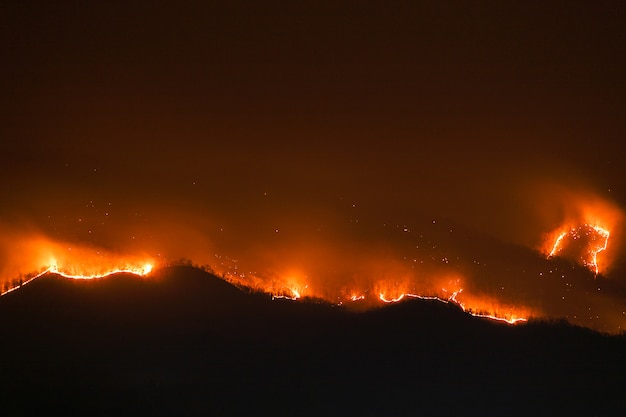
[2,1,626,331]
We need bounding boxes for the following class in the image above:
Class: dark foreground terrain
[0,266,624,416]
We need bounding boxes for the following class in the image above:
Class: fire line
[1,261,154,297]
[379,289,527,325]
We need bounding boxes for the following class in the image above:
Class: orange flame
[547,224,610,275]
[533,186,624,276]
[1,259,154,297]
[377,286,529,325]
[0,231,156,296]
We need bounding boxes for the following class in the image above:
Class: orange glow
[378,287,529,325]
[48,260,154,280]
[0,231,156,297]
[547,224,610,275]
[210,264,535,324]
[262,272,310,301]
[0,229,533,327]
[1,259,154,297]
[449,289,529,324]
[207,259,533,325]
[548,232,568,258]
[535,188,624,276]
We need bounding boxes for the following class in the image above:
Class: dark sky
[1,1,626,331]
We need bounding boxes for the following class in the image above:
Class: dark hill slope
[0,266,624,417]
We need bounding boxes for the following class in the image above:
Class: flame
[349,276,531,324]
[272,288,301,301]
[142,263,154,275]
[205,258,535,324]
[0,231,156,296]
[0,237,532,326]
[251,270,531,324]
[263,271,309,301]
[48,259,154,280]
[378,287,529,325]
[546,224,610,275]
[533,186,624,276]
[1,259,154,297]
[0,227,533,327]
[449,289,529,324]
[4,258,154,292]
[548,231,569,258]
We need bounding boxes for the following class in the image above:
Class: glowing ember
[547,224,610,275]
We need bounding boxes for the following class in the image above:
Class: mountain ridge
[0,265,624,416]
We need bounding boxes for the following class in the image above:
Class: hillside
[0,265,624,416]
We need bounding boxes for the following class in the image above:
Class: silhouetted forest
[0,266,624,416]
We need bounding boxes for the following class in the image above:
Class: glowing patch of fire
[49,263,154,280]
[379,290,527,325]
[547,224,610,275]
[1,261,154,297]
[271,288,302,301]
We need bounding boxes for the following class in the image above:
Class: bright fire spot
[0,229,159,298]
[142,263,154,275]
[272,288,302,301]
[547,224,610,275]
[379,293,406,303]
[269,275,308,301]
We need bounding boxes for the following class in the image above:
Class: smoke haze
[2,1,626,331]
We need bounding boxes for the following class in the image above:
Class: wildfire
[546,224,610,275]
[47,260,155,280]
[350,294,365,302]
[0,254,154,296]
[449,289,528,324]
[533,187,623,277]
[0,228,534,327]
[2,248,532,326]
[211,262,533,325]
[272,288,302,301]
[268,274,309,301]
[378,289,528,325]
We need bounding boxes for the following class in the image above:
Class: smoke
[3,170,626,332]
